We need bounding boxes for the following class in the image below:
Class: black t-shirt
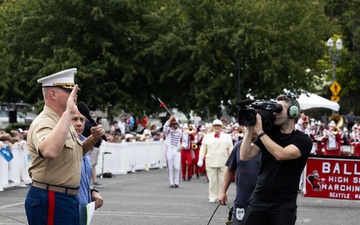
[252,127,312,202]
[226,141,261,208]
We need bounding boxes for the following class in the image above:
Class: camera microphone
[77,101,107,141]
[237,99,255,106]
[77,102,97,126]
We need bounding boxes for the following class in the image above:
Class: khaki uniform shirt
[199,132,233,167]
[27,105,83,188]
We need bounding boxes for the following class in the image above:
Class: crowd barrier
[0,141,167,191]
[0,143,32,191]
[95,141,167,175]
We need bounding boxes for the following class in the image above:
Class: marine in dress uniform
[24,68,105,225]
[198,119,233,202]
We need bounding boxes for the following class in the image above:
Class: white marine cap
[37,68,77,90]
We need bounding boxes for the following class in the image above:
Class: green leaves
[0,0,340,120]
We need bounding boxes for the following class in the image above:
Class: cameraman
[240,95,312,225]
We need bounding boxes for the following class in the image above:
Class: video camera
[238,99,282,130]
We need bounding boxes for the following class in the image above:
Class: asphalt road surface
[1,168,360,225]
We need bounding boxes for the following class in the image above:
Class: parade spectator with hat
[24,68,105,224]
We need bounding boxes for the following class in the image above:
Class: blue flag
[0,147,13,162]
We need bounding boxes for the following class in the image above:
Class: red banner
[304,156,360,200]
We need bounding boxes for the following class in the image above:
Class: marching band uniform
[314,121,325,155]
[181,123,195,181]
[163,117,182,188]
[231,123,244,144]
[192,127,202,179]
[198,119,233,202]
[322,120,341,156]
[349,125,360,156]
[306,122,317,155]
[197,126,207,177]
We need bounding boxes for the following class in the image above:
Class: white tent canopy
[297,92,340,112]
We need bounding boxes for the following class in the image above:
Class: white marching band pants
[166,147,181,185]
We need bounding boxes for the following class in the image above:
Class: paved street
[1,168,360,225]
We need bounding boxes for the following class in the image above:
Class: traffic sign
[331,96,340,102]
[330,81,341,96]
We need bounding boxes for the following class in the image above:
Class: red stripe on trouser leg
[47,190,55,225]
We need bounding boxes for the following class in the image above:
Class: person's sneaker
[169,185,175,188]
[19,182,28,187]
[92,182,103,188]
[174,184,179,188]
[209,198,217,203]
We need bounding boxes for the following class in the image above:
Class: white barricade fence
[96,141,167,175]
[0,143,31,191]
[1,141,167,191]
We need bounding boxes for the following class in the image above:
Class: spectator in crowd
[152,132,161,141]
[8,130,28,186]
[110,121,121,133]
[142,124,152,138]
[96,117,103,127]
[346,110,356,133]
[118,115,127,135]
[198,119,233,203]
[0,133,14,184]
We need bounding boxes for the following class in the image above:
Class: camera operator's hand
[255,114,264,135]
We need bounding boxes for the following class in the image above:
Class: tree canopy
[0,0,353,120]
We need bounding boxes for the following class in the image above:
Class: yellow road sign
[331,96,340,102]
[330,81,341,96]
